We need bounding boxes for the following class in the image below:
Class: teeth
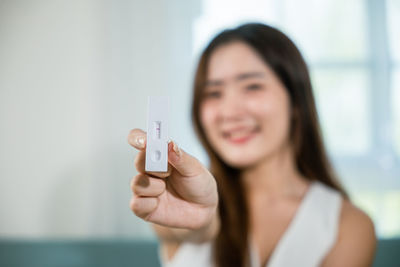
[229,131,251,139]
[225,128,256,139]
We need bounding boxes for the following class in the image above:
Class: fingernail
[136,136,145,148]
[172,141,181,158]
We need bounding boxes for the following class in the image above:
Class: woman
[127,23,376,267]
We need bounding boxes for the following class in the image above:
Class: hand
[127,129,218,230]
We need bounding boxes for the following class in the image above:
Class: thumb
[168,141,205,177]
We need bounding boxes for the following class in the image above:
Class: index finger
[127,128,147,151]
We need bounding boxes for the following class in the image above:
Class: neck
[241,144,307,198]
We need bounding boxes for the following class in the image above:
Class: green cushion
[374,238,400,267]
[0,239,161,267]
[0,238,399,267]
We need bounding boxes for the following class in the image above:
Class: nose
[218,89,245,122]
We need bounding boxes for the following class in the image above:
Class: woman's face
[200,41,292,168]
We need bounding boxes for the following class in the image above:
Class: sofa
[0,238,398,267]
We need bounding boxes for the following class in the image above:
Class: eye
[203,90,222,99]
[246,84,263,91]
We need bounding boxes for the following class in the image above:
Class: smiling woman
[128,23,376,267]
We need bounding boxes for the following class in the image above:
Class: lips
[221,126,260,144]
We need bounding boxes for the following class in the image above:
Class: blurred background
[0,0,399,264]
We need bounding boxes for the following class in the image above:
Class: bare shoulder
[340,199,376,239]
[322,199,377,267]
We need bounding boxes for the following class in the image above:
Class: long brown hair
[191,23,347,267]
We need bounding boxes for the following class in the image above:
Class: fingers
[127,128,146,151]
[130,173,166,197]
[128,128,206,177]
[129,128,172,178]
[130,196,158,220]
[167,141,206,177]
[130,173,165,220]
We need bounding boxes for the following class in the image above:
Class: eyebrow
[205,71,265,87]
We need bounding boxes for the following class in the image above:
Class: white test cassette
[145,96,169,172]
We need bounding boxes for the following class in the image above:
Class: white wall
[0,0,202,239]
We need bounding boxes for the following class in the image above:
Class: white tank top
[159,181,342,267]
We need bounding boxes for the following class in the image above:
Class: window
[193,0,400,238]
[387,0,400,157]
